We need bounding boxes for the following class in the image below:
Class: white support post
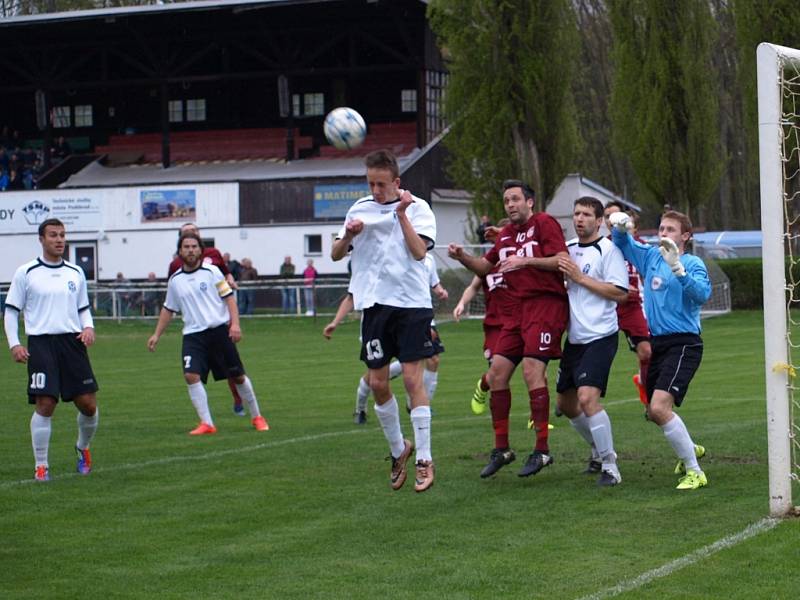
[757,42,795,516]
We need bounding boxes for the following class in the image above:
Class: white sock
[187,382,213,425]
[76,409,98,450]
[31,413,51,467]
[423,369,438,403]
[569,412,598,460]
[356,377,371,413]
[662,414,700,472]
[235,376,261,418]
[587,410,617,466]
[388,360,403,380]
[374,396,405,458]
[410,405,432,462]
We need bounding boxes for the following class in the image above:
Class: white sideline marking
[575,517,781,600]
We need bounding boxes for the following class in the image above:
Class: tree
[427,0,580,226]
[609,0,723,219]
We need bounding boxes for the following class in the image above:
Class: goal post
[757,42,797,517]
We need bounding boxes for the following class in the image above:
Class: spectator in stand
[476,214,493,244]
[141,272,162,316]
[279,256,296,314]
[7,166,24,191]
[224,253,242,282]
[0,166,9,191]
[303,259,318,316]
[238,258,258,315]
[0,147,9,172]
[50,136,72,161]
[114,272,135,315]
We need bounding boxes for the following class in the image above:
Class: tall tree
[427,0,580,224]
[609,0,722,219]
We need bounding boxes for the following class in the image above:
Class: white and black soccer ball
[323,107,366,150]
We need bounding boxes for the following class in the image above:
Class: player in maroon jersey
[603,202,652,406]
[167,223,244,414]
[449,180,569,479]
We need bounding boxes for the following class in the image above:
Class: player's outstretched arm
[225,295,242,343]
[147,307,173,351]
[448,243,492,276]
[323,293,354,339]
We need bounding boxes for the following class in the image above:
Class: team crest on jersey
[582,263,591,274]
[199,282,208,291]
[527,227,535,238]
[68,281,77,292]
[22,200,51,225]
[651,276,663,290]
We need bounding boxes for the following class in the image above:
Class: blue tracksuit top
[611,230,711,336]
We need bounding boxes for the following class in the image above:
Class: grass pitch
[0,311,797,599]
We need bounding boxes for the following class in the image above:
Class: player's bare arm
[147,307,174,351]
[225,295,242,343]
[77,327,96,347]
[432,283,448,301]
[395,190,428,260]
[453,275,481,321]
[558,256,629,303]
[331,219,364,261]
[483,225,502,243]
[323,293,354,339]
[499,251,567,273]
[448,243,493,276]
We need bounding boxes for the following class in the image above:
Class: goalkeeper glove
[659,238,685,277]
[608,211,633,233]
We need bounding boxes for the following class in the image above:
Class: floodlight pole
[757,42,795,517]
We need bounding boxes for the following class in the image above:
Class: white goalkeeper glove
[608,211,633,233]
[659,237,685,277]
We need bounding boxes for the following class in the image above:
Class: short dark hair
[574,196,604,218]
[38,218,64,236]
[365,149,400,179]
[177,231,203,252]
[502,179,535,201]
[604,200,627,213]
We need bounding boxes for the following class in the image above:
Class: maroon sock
[639,357,651,389]
[480,372,490,392]
[490,389,512,449]
[529,387,550,453]
[228,378,243,408]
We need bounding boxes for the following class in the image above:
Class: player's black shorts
[27,333,99,403]
[556,332,618,396]
[181,324,245,384]
[647,333,703,406]
[360,304,435,369]
[430,325,445,355]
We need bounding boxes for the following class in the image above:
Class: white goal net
[757,42,800,516]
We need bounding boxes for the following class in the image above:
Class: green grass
[0,311,797,599]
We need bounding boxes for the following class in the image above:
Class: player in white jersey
[147,232,268,435]
[556,197,629,486]
[421,253,448,407]
[4,218,99,482]
[331,149,437,492]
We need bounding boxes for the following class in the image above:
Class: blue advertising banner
[140,189,197,222]
[313,184,370,219]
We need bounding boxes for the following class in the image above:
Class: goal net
[757,42,800,516]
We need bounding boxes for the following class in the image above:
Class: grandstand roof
[61,149,424,188]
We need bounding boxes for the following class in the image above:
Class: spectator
[0,166,9,191]
[7,167,24,191]
[238,258,258,315]
[141,272,162,316]
[224,252,242,282]
[0,147,8,172]
[303,258,318,316]
[279,255,296,314]
[50,136,71,161]
[114,272,134,315]
[476,214,493,244]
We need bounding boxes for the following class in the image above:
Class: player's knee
[637,342,652,361]
[427,355,439,371]
[184,373,201,385]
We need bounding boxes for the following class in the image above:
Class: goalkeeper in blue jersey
[610,209,711,490]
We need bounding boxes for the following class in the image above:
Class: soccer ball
[323,107,367,150]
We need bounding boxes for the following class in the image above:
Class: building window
[305,234,322,256]
[169,100,183,123]
[186,98,206,122]
[74,105,93,127]
[292,92,325,117]
[425,70,449,142]
[52,106,71,128]
[401,89,417,112]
